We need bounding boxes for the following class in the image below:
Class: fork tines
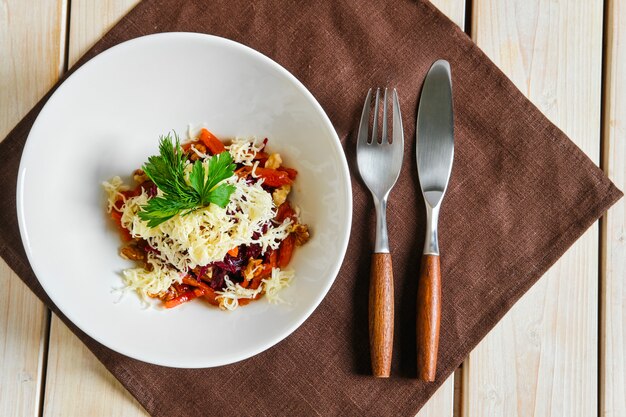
[358,88,402,146]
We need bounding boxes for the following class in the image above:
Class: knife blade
[415,59,454,382]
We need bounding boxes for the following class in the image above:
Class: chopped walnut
[243,258,263,281]
[291,224,310,246]
[272,184,291,206]
[161,289,177,301]
[264,153,282,169]
[158,285,178,301]
[190,143,207,161]
[120,245,145,261]
[133,169,148,184]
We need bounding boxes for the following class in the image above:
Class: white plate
[17,33,352,368]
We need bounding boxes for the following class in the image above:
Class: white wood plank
[601,0,626,416]
[42,315,146,417]
[416,1,465,416]
[0,0,67,137]
[464,1,603,416]
[67,0,140,68]
[416,374,456,417]
[0,262,49,417]
[41,1,147,416]
[430,0,466,28]
[0,1,66,416]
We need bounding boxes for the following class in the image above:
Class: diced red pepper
[227,246,239,257]
[254,151,269,166]
[249,275,263,290]
[110,209,122,222]
[275,201,297,223]
[182,276,220,306]
[182,276,200,287]
[278,234,295,268]
[173,283,192,293]
[164,290,198,308]
[203,288,220,306]
[238,294,261,306]
[181,141,198,152]
[254,249,277,280]
[278,167,298,180]
[268,249,278,268]
[254,167,292,187]
[109,184,146,241]
[110,210,132,241]
[198,128,225,154]
[120,188,142,200]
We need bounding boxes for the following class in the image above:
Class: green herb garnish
[138,133,236,227]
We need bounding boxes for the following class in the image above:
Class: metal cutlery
[356,88,404,377]
[415,60,455,382]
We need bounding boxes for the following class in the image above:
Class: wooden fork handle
[416,254,441,382]
[369,252,394,377]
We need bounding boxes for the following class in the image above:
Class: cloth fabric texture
[0,1,621,416]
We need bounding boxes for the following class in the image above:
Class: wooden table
[1,1,623,416]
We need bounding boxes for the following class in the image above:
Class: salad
[103,128,310,310]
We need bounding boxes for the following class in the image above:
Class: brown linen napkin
[0,0,621,416]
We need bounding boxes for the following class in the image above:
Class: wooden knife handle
[416,254,441,382]
[369,253,394,377]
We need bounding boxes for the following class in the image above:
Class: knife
[415,59,454,382]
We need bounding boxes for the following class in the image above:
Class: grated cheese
[262,268,294,304]
[215,268,294,310]
[226,137,264,166]
[121,253,183,302]
[102,176,128,213]
[215,276,265,310]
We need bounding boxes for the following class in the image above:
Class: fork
[356,88,404,377]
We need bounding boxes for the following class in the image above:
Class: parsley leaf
[138,133,236,227]
[206,183,237,207]
[188,151,237,206]
[139,196,195,228]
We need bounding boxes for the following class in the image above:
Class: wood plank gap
[461,355,470,417]
[36,311,51,417]
[598,1,610,415]
[62,0,71,73]
[463,0,473,36]
[454,0,471,414]
[453,365,463,417]
[598,213,606,417]
[599,1,625,415]
[57,0,69,77]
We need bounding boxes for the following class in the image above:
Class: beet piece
[141,181,158,197]
[213,253,245,274]
[246,244,262,260]
[209,267,227,290]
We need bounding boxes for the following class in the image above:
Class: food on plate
[103,128,310,310]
